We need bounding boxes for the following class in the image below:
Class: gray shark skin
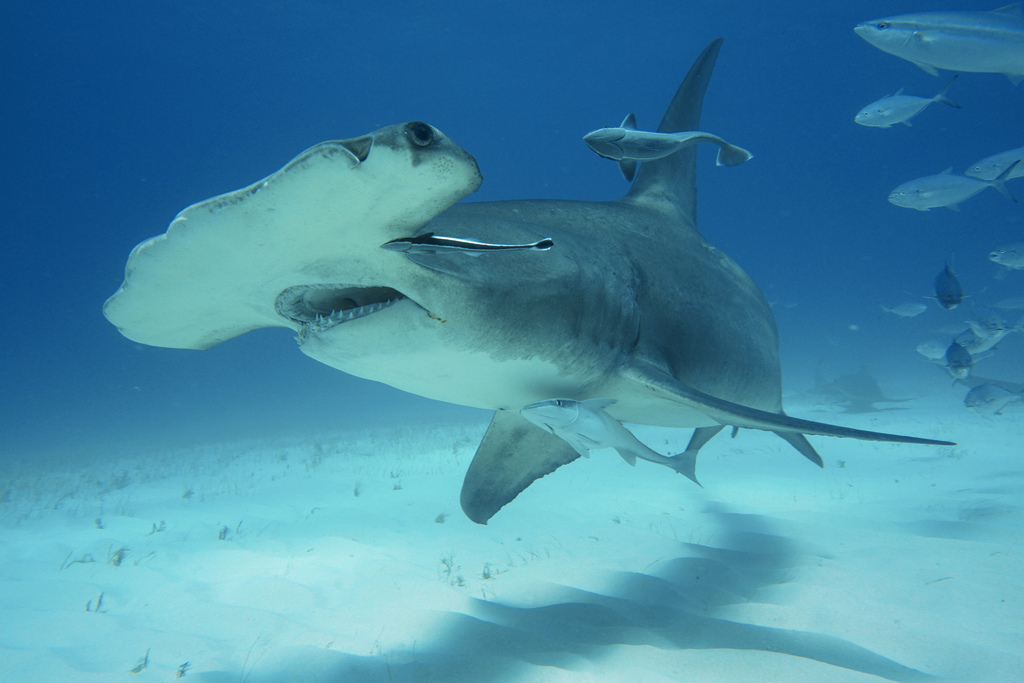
[104,41,953,525]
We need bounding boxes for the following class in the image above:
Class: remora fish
[854,5,1024,84]
[521,398,701,484]
[584,113,753,181]
[382,232,553,255]
[854,76,961,128]
[888,162,1020,211]
[966,146,1024,181]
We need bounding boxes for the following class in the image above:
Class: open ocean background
[3,0,1022,460]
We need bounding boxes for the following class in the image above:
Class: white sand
[0,402,1020,682]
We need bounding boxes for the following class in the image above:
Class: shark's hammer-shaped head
[103,121,482,353]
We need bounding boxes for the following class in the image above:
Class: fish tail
[666,450,701,486]
[715,143,754,167]
[934,75,961,109]
[991,160,1021,203]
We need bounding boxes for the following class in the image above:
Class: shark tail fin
[624,38,723,226]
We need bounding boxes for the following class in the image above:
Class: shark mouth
[275,284,409,332]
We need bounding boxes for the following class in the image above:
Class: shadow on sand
[198,504,936,682]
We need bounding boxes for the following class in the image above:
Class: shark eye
[406,121,435,147]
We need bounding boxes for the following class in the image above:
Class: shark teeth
[275,284,407,335]
[310,297,402,330]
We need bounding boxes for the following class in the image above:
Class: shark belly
[298,328,577,410]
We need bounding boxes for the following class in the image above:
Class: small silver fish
[381,232,554,255]
[855,6,1024,84]
[989,240,1024,270]
[965,384,1023,415]
[967,307,1009,339]
[583,113,753,181]
[992,296,1024,309]
[880,302,927,317]
[916,339,949,361]
[855,76,960,128]
[960,311,1024,354]
[889,162,1019,211]
[966,146,1024,181]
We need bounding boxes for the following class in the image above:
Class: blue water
[2,0,1022,462]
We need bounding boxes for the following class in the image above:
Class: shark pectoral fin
[460,409,582,524]
[773,431,824,467]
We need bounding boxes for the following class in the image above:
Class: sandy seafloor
[0,393,1020,683]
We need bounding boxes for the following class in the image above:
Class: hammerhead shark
[104,40,952,523]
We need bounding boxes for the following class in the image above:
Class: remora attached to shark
[583,112,752,181]
[103,40,953,524]
[521,398,702,485]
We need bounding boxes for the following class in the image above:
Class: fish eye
[876,21,890,29]
[405,121,435,147]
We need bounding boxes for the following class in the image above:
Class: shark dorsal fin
[620,113,637,130]
[624,38,722,229]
